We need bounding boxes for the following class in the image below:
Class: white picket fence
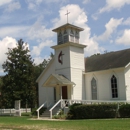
[0,108,31,116]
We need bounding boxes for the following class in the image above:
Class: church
[36,22,130,109]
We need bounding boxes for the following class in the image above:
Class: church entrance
[62,86,68,99]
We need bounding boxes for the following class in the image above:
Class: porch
[36,99,130,119]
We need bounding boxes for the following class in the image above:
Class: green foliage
[119,104,130,118]
[67,104,117,119]
[1,39,36,108]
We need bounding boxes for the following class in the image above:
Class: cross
[65,10,70,23]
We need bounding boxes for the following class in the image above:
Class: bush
[119,104,130,118]
[67,104,117,119]
[67,103,82,119]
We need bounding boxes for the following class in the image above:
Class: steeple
[52,23,84,45]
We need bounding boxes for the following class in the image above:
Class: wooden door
[62,86,68,99]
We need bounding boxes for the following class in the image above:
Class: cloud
[82,0,91,4]
[99,0,130,13]
[0,26,30,39]
[4,1,21,12]
[31,40,54,56]
[0,0,12,6]
[27,17,54,41]
[0,37,17,74]
[52,4,104,56]
[94,18,123,41]
[92,0,130,20]
[116,29,130,45]
[123,17,130,25]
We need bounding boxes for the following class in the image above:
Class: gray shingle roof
[85,48,130,72]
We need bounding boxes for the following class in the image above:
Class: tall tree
[2,39,36,108]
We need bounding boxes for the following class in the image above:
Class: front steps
[40,106,61,118]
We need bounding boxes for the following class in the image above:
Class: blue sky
[0,0,130,75]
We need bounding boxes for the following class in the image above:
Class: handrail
[36,101,47,119]
[49,99,61,119]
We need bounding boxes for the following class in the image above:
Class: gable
[85,48,130,72]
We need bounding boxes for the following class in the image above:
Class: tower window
[70,29,74,42]
[75,36,79,43]
[111,75,118,98]
[91,77,97,100]
[64,35,68,43]
[58,32,62,44]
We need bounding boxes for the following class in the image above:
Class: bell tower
[51,23,86,100]
[52,23,84,45]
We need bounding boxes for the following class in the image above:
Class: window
[63,29,68,43]
[64,35,68,43]
[58,32,62,44]
[111,75,118,98]
[70,29,74,42]
[75,36,79,43]
[91,78,97,100]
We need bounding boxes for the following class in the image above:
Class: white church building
[36,23,130,114]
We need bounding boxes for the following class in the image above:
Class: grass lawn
[0,117,130,130]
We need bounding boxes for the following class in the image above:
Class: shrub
[67,104,117,119]
[119,104,130,118]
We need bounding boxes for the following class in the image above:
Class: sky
[0,0,130,75]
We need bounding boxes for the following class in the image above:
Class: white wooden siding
[38,59,55,106]
[71,68,84,100]
[125,65,130,100]
[70,46,84,69]
[85,68,126,100]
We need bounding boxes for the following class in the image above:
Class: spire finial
[65,10,70,23]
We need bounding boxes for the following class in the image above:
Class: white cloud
[31,40,54,56]
[28,17,54,41]
[4,1,21,12]
[0,26,29,38]
[0,0,12,6]
[0,37,17,74]
[82,0,90,4]
[92,0,130,20]
[99,0,130,13]
[116,29,130,45]
[123,17,130,25]
[94,18,123,41]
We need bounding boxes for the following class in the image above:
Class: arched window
[58,32,62,44]
[63,29,68,43]
[75,31,79,43]
[91,78,97,100]
[70,29,74,42]
[111,75,118,98]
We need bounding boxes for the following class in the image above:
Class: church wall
[69,46,85,100]
[55,46,70,70]
[124,64,130,100]
[85,68,126,100]
[38,59,55,106]
[71,68,83,100]
[70,46,85,69]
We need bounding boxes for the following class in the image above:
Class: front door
[62,86,68,99]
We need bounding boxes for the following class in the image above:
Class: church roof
[52,23,84,32]
[85,48,130,72]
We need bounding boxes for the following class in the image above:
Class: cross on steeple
[65,10,70,23]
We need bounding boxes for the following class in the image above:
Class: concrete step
[41,107,61,117]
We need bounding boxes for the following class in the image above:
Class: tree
[1,39,36,108]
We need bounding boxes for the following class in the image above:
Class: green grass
[0,117,130,130]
